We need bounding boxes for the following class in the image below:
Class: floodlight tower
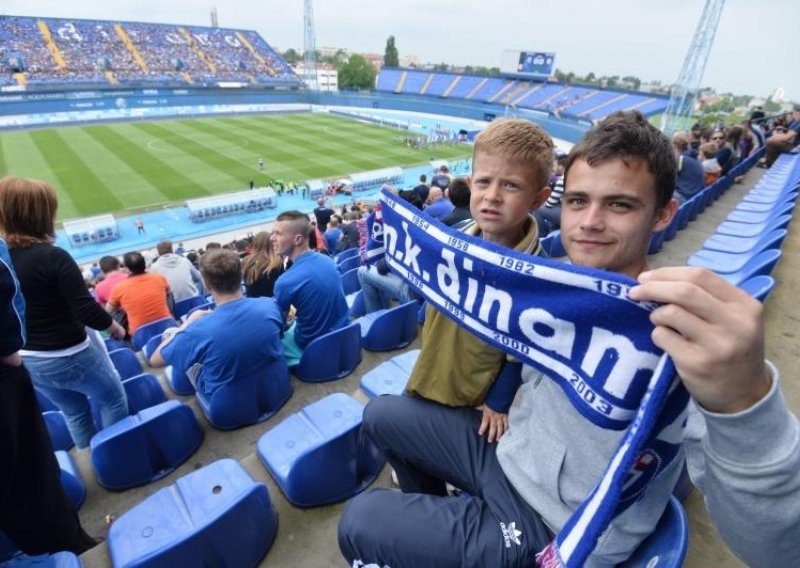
[660,0,726,137]
[303,0,318,91]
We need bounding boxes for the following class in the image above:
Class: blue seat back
[620,496,688,568]
[197,359,293,430]
[719,249,783,286]
[337,254,361,273]
[738,275,776,303]
[358,300,419,352]
[132,317,178,351]
[165,364,196,396]
[360,349,420,398]
[173,295,207,319]
[56,451,86,511]
[292,322,362,382]
[43,411,74,452]
[108,347,143,380]
[90,400,203,490]
[341,267,362,296]
[108,459,276,567]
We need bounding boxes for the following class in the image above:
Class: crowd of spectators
[0,15,298,87]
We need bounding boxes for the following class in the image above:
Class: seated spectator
[440,178,472,227]
[699,142,722,187]
[94,255,128,307]
[106,251,172,335]
[672,133,704,203]
[764,107,800,167]
[324,216,343,253]
[716,126,742,175]
[150,240,203,301]
[271,211,349,366]
[242,231,284,298]
[149,249,284,402]
[533,153,568,236]
[423,187,454,220]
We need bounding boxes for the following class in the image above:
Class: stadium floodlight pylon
[303,0,318,91]
[660,0,726,138]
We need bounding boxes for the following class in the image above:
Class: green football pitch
[0,113,470,221]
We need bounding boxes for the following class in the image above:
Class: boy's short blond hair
[699,142,718,159]
[473,118,554,190]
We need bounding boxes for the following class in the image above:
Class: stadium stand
[375,67,669,121]
[0,15,300,88]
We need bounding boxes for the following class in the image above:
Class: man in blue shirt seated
[149,249,283,402]
[270,210,349,366]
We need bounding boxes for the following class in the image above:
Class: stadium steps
[182,71,194,84]
[13,73,27,86]
[487,80,517,103]
[36,20,67,70]
[179,27,217,73]
[579,92,627,118]
[394,70,408,93]
[115,24,149,73]
[465,77,489,99]
[534,84,572,109]
[442,75,461,97]
[499,82,531,105]
[104,71,118,86]
[419,73,435,95]
[236,31,267,66]
[510,83,543,107]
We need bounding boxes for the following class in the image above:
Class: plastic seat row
[687,152,799,288]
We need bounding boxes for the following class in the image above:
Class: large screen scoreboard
[500,50,556,79]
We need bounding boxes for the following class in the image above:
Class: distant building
[360,53,384,71]
[294,63,338,92]
[400,55,420,68]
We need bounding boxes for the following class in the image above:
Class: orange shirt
[108,272,171,333]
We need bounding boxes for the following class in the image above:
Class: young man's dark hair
[156,240,173,256]
[122,251,146,275]
[447,178,471,208]
[199,249,241,295]
[276,210,311,241]
[99,255,120,274]
[565,110,677,209]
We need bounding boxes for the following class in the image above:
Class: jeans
[23,339,129,449]
[358,265,414,314]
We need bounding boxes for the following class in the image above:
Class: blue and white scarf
[367,190,689,567]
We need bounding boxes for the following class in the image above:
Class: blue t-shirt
[424,199,455,220]
[324,227,342,253]
[273,251,349,349]
[675,153,705,201]
[161,297,283,401]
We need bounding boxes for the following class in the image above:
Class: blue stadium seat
[91,373,167,429]
[104,337,127,353]
[347,289,366,318]
[90,401,203,490]
[257,393,385,507]
[108,348,144,380]
[43,411,74,452]
[736,192,797,212]
[131,317,178,351]
[701,228,787,255]
[725,202,794,224]
[55,451,85,511]
[715,215,792,238]
[164,365,196,396]
[356,300,419,352]
[173,295,207,320]
[291,323,362,382]
[195,360,293,430]
[738,275,776,303]
[341,267,361,296]
[647,228,667,254]
[619,496,688,568]
[337,254,361,274]
[108,459,276,568]
[335,247,360,265]
[716,249,783,286]
[183,301,215,319]
[0,548,83,568]
[142,334,163,362]
[360,349,420,398]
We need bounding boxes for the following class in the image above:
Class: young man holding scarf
[338,111,799,568]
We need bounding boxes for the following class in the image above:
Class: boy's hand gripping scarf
[365,189,689,567]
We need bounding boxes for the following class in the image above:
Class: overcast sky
[4,0,798,100]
